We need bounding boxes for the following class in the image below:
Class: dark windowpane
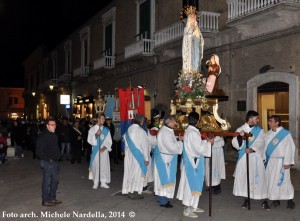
[139,0,150,39]
[105,24,113,56]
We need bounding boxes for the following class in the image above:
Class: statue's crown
[184,5,197,16]
[180,5,198,21]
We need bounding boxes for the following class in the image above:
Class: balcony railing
[94,56,116,70]
[58,73,71,82]
[125,39,155,59]
[73,66,90,77]
[154,11,220,48]
[154,22,184,48]
[227,0,300,22]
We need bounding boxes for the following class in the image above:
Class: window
[105,24,113,56]
[102,7,116,57]
[139,0,150,39]
[51,51,58,79]
[64,40,72,74]
[80,26,90,67]
[9,97,18,106]
[136,0,155,40]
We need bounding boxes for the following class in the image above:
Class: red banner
[118,88,145,121]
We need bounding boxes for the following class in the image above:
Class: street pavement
[0,151,299,221]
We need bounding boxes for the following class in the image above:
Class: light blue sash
[265,128,289,187]
[265,128,289,166]
[182,147,204,195]
[125,132,147,176]
[153,146,178,188]
[237,126,262,163]
[89,127,109,170]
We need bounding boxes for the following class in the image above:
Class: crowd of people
[0,116,122,165]
[0,110,296,218]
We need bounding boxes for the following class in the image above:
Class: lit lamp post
[31,91,37,119]
[48,84,57,117]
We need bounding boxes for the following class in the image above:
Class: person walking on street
[36,117,62,206]
[88,114,112,189]
[58,118,72,161]
[70,120,83,164]
[153,115,183,208]
[122,114,149,199]
[264,115,296,209]
[205,136,226,194]
[177,112,212,218]
[232,110,270,210]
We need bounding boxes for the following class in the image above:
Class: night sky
[0,0,111,88]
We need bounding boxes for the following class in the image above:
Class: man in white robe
[232,110,270,210]
[154,115,183,208]
[177,112,212,218]
[142,127,158,193]
[205,136,225,194]
[264,115,295,209]
[88,114,112,189]
[122,115,149,199]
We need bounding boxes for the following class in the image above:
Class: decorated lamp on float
[94,88,106,115]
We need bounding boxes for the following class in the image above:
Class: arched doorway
[257,82,289,132]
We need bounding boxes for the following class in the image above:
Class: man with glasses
[232,110,270,210]
[153,115,183,208]
[36,117,61,206]
[264,115,295,209]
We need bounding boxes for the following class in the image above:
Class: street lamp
[32,91,36,96]
[49,84,54,90]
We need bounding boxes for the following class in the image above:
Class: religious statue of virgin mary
[182,6,204,74]
[175,6,207,99]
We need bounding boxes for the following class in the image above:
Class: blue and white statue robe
[264,126,295,200]
[205,136,225,186]
[88,125,112,186]
[122,124,150,194]
[232,123,267,199]
[182,15,204,73]
[177,125,211,209]
[154,126,183,199]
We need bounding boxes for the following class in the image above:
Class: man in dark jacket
[58,118,72,161]
[70,120,83,164]
[36,117,62,206]
[11,119,26,158]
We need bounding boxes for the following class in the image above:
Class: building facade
[0,87,25,120]
[23,0,300,168]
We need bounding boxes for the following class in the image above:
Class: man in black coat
[36,117,62,206]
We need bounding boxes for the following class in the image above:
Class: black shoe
[271,200,280,207]
[262,201,271,211]
[213,185,222,194]
[71,160,75,164]
[160,202,173,208]
[50,199,62,204]
[128,193,144,200]
[42,201,55,206]
[241,199,249,209]
[287,199,295,209]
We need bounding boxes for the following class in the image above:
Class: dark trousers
[40,160,59,202]
[156,195,169,205]
[71,145,82,163]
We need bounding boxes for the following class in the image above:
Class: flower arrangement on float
[174,70,208,99]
